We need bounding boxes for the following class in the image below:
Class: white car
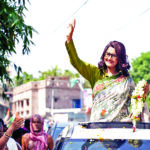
[54,121,150,150]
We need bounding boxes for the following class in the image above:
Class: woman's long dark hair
[98,41,130,76]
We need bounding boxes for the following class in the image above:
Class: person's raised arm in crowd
[0,118,24,150]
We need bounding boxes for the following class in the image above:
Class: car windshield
[52,126,65,141]
[61,139,150,150]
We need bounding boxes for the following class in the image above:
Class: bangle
[4,132,12,139]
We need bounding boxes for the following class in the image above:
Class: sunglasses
[105,52,117,59]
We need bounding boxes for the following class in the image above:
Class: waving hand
[66,19,76,43]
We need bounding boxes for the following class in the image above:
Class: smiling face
[104,47,118,69]
[32,116,42,132]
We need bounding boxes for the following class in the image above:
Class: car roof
[60,122,150,140]
[53,122,69,127]
[71,126,150,140]
[53,122,78,127]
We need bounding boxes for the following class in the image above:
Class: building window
[26,99,29,106]
[72,99,81,108]
[21,101,24,108]
[26,110,29,115]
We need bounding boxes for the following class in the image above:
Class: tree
[38,66,80,81]
[0,0,35,94]
[13,66,81,86]
[130,51,150,110]
[83,79,91,89]
[63,69,80,78]
[38,66,62,80]
[13,71,37,86]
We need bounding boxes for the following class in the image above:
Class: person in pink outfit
[22,114,53,150]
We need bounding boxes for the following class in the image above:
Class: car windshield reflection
[61,139,150,150]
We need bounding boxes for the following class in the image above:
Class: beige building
[12,77,85,121]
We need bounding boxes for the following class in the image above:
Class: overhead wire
[139,7,150,16]
[54,0,89,32]
[117,7,150,31]
[54,0,150,33]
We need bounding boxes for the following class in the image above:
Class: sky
[10,0,150,77]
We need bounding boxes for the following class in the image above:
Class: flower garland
[130,79,147,132]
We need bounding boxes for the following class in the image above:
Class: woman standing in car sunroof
[65,19,150,122]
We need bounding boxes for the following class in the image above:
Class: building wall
[45,77,81,109]
[12,77,82,119]
[13,82,33,118]
[52,88,80,109]
[37,84,46,117]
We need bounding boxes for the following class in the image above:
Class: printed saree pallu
[90,74,135,122]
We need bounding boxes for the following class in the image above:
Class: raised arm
[0,118,24,150]
[65,19,104,88]
[66,19,76,43]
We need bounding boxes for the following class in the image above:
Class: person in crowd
[0,120,8,150]
[0,119,8,132]
[22,114,54,150]
[65,19,150,122]
[22,119,30,133]
[12,128,27,148]
[0,117,24,150]
[11,119,30,148]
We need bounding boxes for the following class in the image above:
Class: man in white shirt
[7,137,20,150]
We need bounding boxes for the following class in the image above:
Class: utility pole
[51,89,54,117]
[51,79,55,117]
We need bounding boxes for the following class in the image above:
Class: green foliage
[13,66,81,86]
[63,69,80,78]
[13,71,37,86]
[130,51,150,110]
[38,66,62,80]
[83,79,91,88]
[38,66,80,80]
[0,0,35,93]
